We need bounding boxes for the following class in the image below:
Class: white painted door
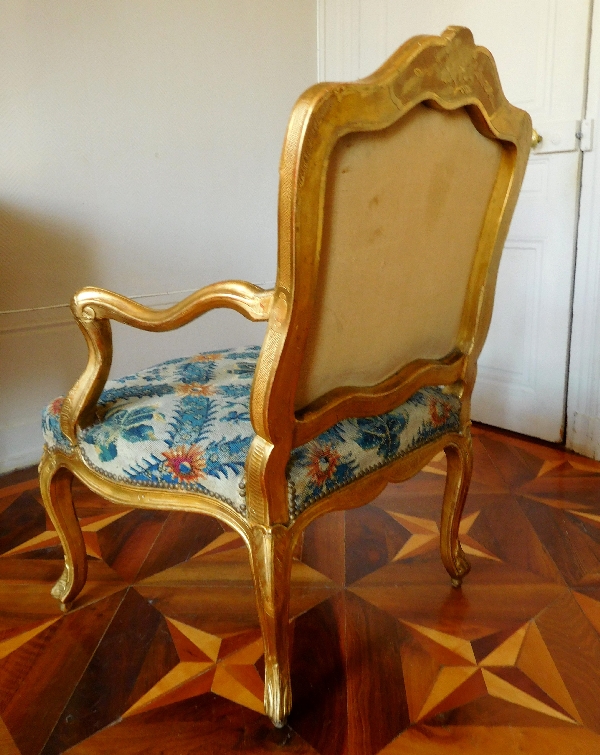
[319,0,592,441]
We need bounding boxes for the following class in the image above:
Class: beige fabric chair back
[295,103,503,408]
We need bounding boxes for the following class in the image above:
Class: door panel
[320,0,591,440]
[475,151,580,440]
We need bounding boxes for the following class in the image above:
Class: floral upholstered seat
[43,346,460,519]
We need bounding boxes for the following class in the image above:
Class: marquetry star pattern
[1,425,600,755]
[402,620,581,724]
[385,510,501,562]
[122,621,265,718]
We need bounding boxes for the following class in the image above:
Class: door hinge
[531,119,594,154]
[576,119,594,152]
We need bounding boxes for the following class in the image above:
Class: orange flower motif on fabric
[162,445,206,482]
[430,397,452,427]
[175,383,214,397]
[306,444,342,488]
[192,353,223,363]
[49,397,64,415]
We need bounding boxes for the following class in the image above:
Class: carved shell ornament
[396,28,499,114]
[436,40,480,95]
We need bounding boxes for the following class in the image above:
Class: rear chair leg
[440,432,473,588]
[248,524,293,727]
[39,452,87,609]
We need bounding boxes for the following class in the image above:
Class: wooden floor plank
[0,426,599,753]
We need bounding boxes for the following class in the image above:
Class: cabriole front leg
[248,524,293,728]
[39,451,87,609]
[440,433,473,588]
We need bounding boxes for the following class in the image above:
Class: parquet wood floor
[1,424,600,754]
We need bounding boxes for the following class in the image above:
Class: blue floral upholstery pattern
[42,347,461,519]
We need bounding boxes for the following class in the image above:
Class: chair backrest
[247,27,531,523]
[295,102,503,409]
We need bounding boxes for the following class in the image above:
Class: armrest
[60,281,274,443]
[72,280,273,330]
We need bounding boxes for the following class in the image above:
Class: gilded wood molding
[72,281,273,331]
[40,448,252,545]
[293,351,467,447]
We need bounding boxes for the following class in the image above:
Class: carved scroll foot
[265,662,292,728]
[248,524,293,727]
[441,433,473,588]
[39,453,87,607]
[51,564,77,611]
[50,563,71,601]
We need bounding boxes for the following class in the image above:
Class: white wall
[0,0,317,472]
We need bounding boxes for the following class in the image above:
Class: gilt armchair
[40,27,531,728]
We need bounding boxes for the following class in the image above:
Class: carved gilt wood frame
[40,27,531,727]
